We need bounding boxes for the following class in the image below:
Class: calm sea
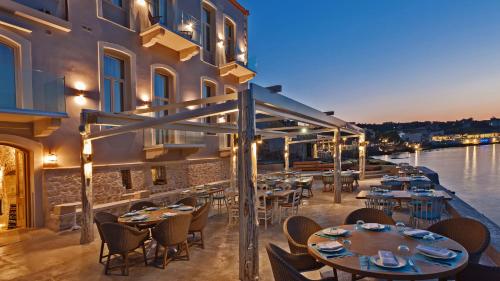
[375,144,500,225]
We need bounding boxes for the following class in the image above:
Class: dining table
[118,206,194,227]
[307,224,468,280]
[356,190,453,201]
[257,189,295,223]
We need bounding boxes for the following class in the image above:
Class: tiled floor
[0,179,439,281]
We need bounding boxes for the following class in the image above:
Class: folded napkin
[416,244,451,258]
[161,212,177,218]
[131,215,148,221]
[404,229,429,238]
[378,250,399,266]
[121,211,139,217]
[363,223,383,230]
[317,241,343,251]
[322,228,349,236]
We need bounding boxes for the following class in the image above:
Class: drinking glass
[397,244,411,259]
[342,239,351,250]
[395,221,406,233]
[356,220,365,230]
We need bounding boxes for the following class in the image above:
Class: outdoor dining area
[57,84,496,280]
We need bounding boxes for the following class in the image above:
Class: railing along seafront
[418,166,500,265]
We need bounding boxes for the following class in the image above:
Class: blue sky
[239,0,500,123]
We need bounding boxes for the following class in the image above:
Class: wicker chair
[341,175,355,192]
[456,263,500,281]
[344,208,396,225]
[176,197,197,208]
[266,243,337,281]
[364,194,397,217]
[100,222,149,276]
[409,195,445,228]
[129,201,157,212]
[152,213,192,269]
[94,212,118,263]
[212,189,227,214]
[189,202,210,248]
[278,188,302,223]
[321,173,334,192]
[427,218,490,263]
[298,179,314,198]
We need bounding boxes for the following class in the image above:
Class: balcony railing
[31,69,66,113]
[14,0,68,21]
[146,5,201,45]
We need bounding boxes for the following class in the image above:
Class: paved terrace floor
[0,179,437,281]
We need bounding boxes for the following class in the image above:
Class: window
[121,169,132,189]
[149,0,168,24]
[101,0,129,28]
[0,42,16,108]
[151,166,166,185]
[202,80,216,124]
[201,5,215,64]
[222,87,236,148]
[224,19,235,62]
[153,71,170,144]
[103,55,125,112]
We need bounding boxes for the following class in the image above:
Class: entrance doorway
[0,145,29,231]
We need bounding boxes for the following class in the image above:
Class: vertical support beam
[80,122,94,244]
[284,136,290,171]
[230,134,237,189]
[312,142,318,159]
[237,90,259,281]
[358,133,366,180]
[333,129,342,203]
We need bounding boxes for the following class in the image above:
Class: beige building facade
[0,0,254,231]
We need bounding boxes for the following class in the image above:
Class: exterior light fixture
[74,81,87,106]
[217,39,224,48]
[136,0,147,7]
[237,52,246,63]
[45,153,57,165]
[300,127,308,134]
[217,115,226,123]
[184,22,194,32]
[254,135,263,144]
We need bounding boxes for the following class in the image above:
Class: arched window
[0,42,16,108]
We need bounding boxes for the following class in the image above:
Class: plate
[418,249,457,260]
[131,215,149,221]
[403,229,430,238]
[144,207,159,211]
[168,204,180,208]
[178,206,194,211]
[121,211,139,217]
[370,255,407,269]
[322,228,349,236]
[361,223,386,231]
[161,212,177,218]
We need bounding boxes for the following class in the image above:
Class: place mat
[310,244,354,259]
[315,231,351,239]
[359,255,418,273]
[412,252,464,268]
[358,224,392,232]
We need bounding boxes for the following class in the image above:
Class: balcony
[0,70,67,138]
[140,10,201,62]
[0,0,71,32]
[219,60,256,84]
[144,130,206,160]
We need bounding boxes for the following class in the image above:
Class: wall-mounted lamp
[136,0,147,7]
[237,52,246,63]
[74,81,87,106]
[217,39,225,49]
[217,115,226,123]
[44,153,57,165]
[300,127,308,134]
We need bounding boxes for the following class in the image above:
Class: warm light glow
[75,81,86,91]
[84,162,92,178]
[136,0,147,7]
[300,127,308,134]
[44,153,57,164]
[75,94,86,106]
[140,93,150,102]
[237,53,246,62]
[217,116,226,123]
[184,22,194,32]
[83,140,92,155]
[217,40,224,48]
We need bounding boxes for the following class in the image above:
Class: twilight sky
[239,0,500,123]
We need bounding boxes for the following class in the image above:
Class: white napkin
[363,223,382,230]
[131,215,148,221]
[323,228,348,236]
[162,212,177,217]
[317,241,343,251]
[416,244,451,258]
[378,250,399,266]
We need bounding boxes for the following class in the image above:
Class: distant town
[360,117,500,155]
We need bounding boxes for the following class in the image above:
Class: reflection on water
[376,144,500,225]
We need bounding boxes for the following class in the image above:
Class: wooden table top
[308,225,468,280]
[117,207,194,226]
[356,190,452,200]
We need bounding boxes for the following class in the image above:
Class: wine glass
[356,220,365,230]
[395,221,406,233]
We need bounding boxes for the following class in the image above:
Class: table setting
[307,224,468,280]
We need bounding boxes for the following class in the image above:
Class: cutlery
[448,248,462,253]
[408,258,418,273]
[423,258,452,267]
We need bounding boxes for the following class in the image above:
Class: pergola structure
[78,83,365,281]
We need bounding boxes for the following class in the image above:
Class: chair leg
[162,246,168,269]
[99,241,104,263]
[105,253,111,275]
[200,231,205,249]
[184,241,190,260]
[142,243,148,266]
[154,243,159,263]
[123,253,129,276]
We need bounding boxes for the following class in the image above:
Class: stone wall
[44,158,229,211]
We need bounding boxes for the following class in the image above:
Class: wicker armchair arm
[283,252,322,272]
